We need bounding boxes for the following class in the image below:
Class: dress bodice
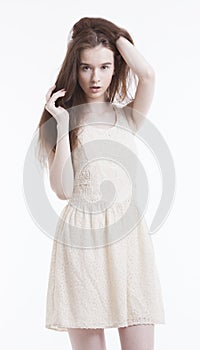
[69,105,138,207]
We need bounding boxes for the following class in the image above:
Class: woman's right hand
[44,84,69,126]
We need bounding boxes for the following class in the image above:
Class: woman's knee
[67,328,106,350]
[118,324,154,350]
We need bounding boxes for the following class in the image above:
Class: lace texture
[45,106,165,331]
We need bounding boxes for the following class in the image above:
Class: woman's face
[78,45,115,103]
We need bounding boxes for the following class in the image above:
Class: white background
[1,0,200,349]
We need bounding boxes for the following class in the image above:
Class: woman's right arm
[48,122,74,200]
[44,85,74,200]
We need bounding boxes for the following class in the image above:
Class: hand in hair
[71,17,134,46]
[45,84,69,127]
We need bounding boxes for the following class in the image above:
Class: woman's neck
[82,101,113,115]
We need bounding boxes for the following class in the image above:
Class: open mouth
[90,86,101,92]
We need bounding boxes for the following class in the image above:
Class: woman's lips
[90,86,101,93]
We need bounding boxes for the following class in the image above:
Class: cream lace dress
[45,105,165,332]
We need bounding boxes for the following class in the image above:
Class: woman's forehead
[80,45,114,65]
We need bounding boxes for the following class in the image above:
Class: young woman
[37,17,165,350]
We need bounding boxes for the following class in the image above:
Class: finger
[45,90,66,111]
[47,89,66,105]
[45,84,56,101]
[45,87,66,103]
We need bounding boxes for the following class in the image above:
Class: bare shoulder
[122,96,153,132]
[121,101,138,133]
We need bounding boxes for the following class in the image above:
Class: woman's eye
[101,65,109,70]
[82,66,90,71]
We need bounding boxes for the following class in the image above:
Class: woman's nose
[91,69,100,83]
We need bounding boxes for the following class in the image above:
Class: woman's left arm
[116,36,155,131]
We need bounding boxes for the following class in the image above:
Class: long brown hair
[36,17,136,167]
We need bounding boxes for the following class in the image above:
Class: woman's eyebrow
[79,62,112,66]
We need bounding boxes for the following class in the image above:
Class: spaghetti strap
[113,105,134,132]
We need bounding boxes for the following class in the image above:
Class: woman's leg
[67,328,107,350]
[118,324,154,350]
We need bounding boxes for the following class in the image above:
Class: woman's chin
[86,92,106,102]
